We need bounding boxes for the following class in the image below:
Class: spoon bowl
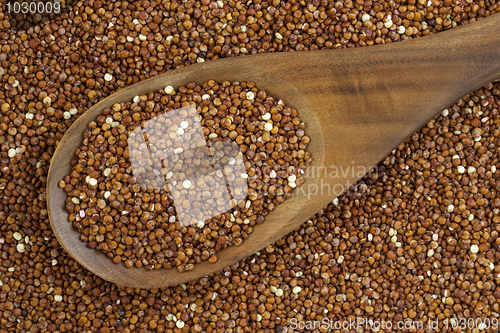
[47,14,500,288]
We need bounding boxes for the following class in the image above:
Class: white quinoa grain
[103,168,111,177]
[17,244,25,253]
[165,85,175,94]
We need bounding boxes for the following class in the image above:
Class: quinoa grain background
[0,0,500,332]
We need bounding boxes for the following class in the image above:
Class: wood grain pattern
[47,14,500,288]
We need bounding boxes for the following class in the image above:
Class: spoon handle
[281,13,500,192]
[292,12,500,129]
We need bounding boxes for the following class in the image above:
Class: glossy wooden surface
[47,14,500,288]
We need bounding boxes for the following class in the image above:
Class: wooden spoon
[47,14,500,288]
